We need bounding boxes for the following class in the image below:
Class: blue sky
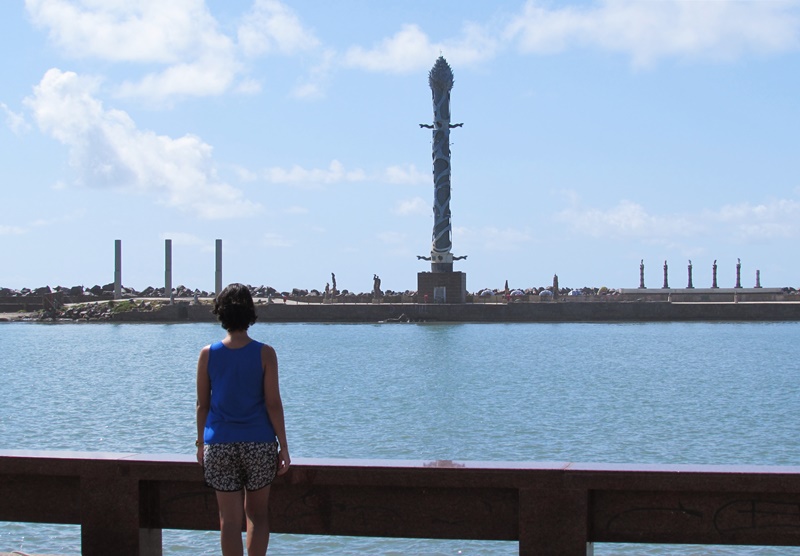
[2,0,800,293]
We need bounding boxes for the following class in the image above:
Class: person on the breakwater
[196,283,290,556]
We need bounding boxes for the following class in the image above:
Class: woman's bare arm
[195,346,211,464]
[262,344,290,475]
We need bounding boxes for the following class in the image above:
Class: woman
[196,283,290,556]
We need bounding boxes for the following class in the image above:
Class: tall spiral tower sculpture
[417,56,467,303]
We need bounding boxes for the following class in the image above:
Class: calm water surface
[1,321,799,555]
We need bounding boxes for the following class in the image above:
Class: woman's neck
[223,329,251,348]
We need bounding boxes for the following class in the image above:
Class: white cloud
[263,232,293,247]
[393,197,429,216]
[238,0,319,57]
[233,165,259,182]
[261,161,431,188]
[459,225,533,250]
[384,164,429,185]
[377,231,407,244]
[556,195,800,243]
[160,232,205,247]
[343,23,498,73]
[234,78,263,95]
[284,205,308,215]
[263,160,366,186]
[556,199,699,239]
[25,0,244,100]
[25,0,211,62]
[291,49,336,100]
[506,0,800,67]
[0,225,27,236]
[710,199,800,239]
[115,53,241,100]
[1,102,31,134]
[25,68,261,219]
[0,210,85,236]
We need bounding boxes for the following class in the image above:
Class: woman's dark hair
[213,283,257,331]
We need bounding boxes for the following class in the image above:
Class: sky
[2,0,800,294]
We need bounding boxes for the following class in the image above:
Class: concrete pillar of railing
[80,473,162,556]
[518,487,594,556]
[114,239,122,300]
[165,239,173,304]
[215,239,222,296]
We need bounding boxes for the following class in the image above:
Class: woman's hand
[277,447,291,475]
[196,444,204,465]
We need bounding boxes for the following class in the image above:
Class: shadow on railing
[2,450,800,555]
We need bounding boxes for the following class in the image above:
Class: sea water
[1,321,799,555]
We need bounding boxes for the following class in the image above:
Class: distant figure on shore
[196,283,291,555]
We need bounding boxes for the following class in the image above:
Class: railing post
[519,487,593,556]
[80,472,162,556]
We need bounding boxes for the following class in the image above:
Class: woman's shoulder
[256,341,275,353]
[259,342,277,364]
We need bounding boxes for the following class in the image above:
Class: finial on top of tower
[429,56,454,92]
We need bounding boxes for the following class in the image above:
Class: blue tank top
[203,340,276,444]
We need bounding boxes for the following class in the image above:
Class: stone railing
[2,450,800,555]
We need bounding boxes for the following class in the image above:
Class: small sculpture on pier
[639,260,646,289]
[663,260,669,289]
[331,273,337,296]
[373,274,382,298]
[687,260,694,289]
[712,260,718,288]
[755,270,762,289]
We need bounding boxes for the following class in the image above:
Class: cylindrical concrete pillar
[165,239,173,304]
[114,239,122,300]
[215,239,222,296]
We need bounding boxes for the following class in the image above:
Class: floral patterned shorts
[203,441,278,492]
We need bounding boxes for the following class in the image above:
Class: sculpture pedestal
[417,271,466,304]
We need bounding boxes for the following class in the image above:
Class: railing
[2,450,800,555]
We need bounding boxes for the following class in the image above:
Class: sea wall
[108,300,800,323]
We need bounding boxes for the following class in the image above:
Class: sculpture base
[417,271,466,304]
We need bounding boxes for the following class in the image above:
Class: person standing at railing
[196,283,291,556]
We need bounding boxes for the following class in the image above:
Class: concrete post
[114,240,122,300]
[639,260,645,289]
[735,258,742,288]
[165,239,173,304]
[215,239,222,296]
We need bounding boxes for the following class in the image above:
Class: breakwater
[3,285,800,322]
[103,299,800,323]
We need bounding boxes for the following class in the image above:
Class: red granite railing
[2,450,800,555]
